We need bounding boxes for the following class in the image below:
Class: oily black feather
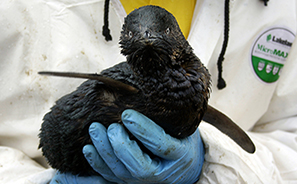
[39,77,145,175]
[39,5,210,175]
[39,5,254,176]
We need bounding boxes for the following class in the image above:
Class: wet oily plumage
[39,5,255,176]
[117,6,210,137]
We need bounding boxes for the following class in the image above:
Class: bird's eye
[128,31,133,38]
[165,28,170,35]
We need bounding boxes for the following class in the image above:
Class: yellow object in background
[120,0,196,38]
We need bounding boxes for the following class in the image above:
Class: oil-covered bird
[39,5,255,176]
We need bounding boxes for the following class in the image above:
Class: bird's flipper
[38,71,139,94]
[202,105,256,153]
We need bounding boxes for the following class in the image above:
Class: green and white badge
[251,27,295,83]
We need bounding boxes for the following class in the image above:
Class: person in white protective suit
[0,0,297,183]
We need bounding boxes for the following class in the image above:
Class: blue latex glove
[83,109,205,183]
[50,171,115,184]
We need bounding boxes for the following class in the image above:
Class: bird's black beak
[140,30,159,46]
[143,30,151,39]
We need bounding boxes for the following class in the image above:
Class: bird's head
[119,5,191,77]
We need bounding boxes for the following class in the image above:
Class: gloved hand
[50,171,115,184]
[83,109,205,184]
